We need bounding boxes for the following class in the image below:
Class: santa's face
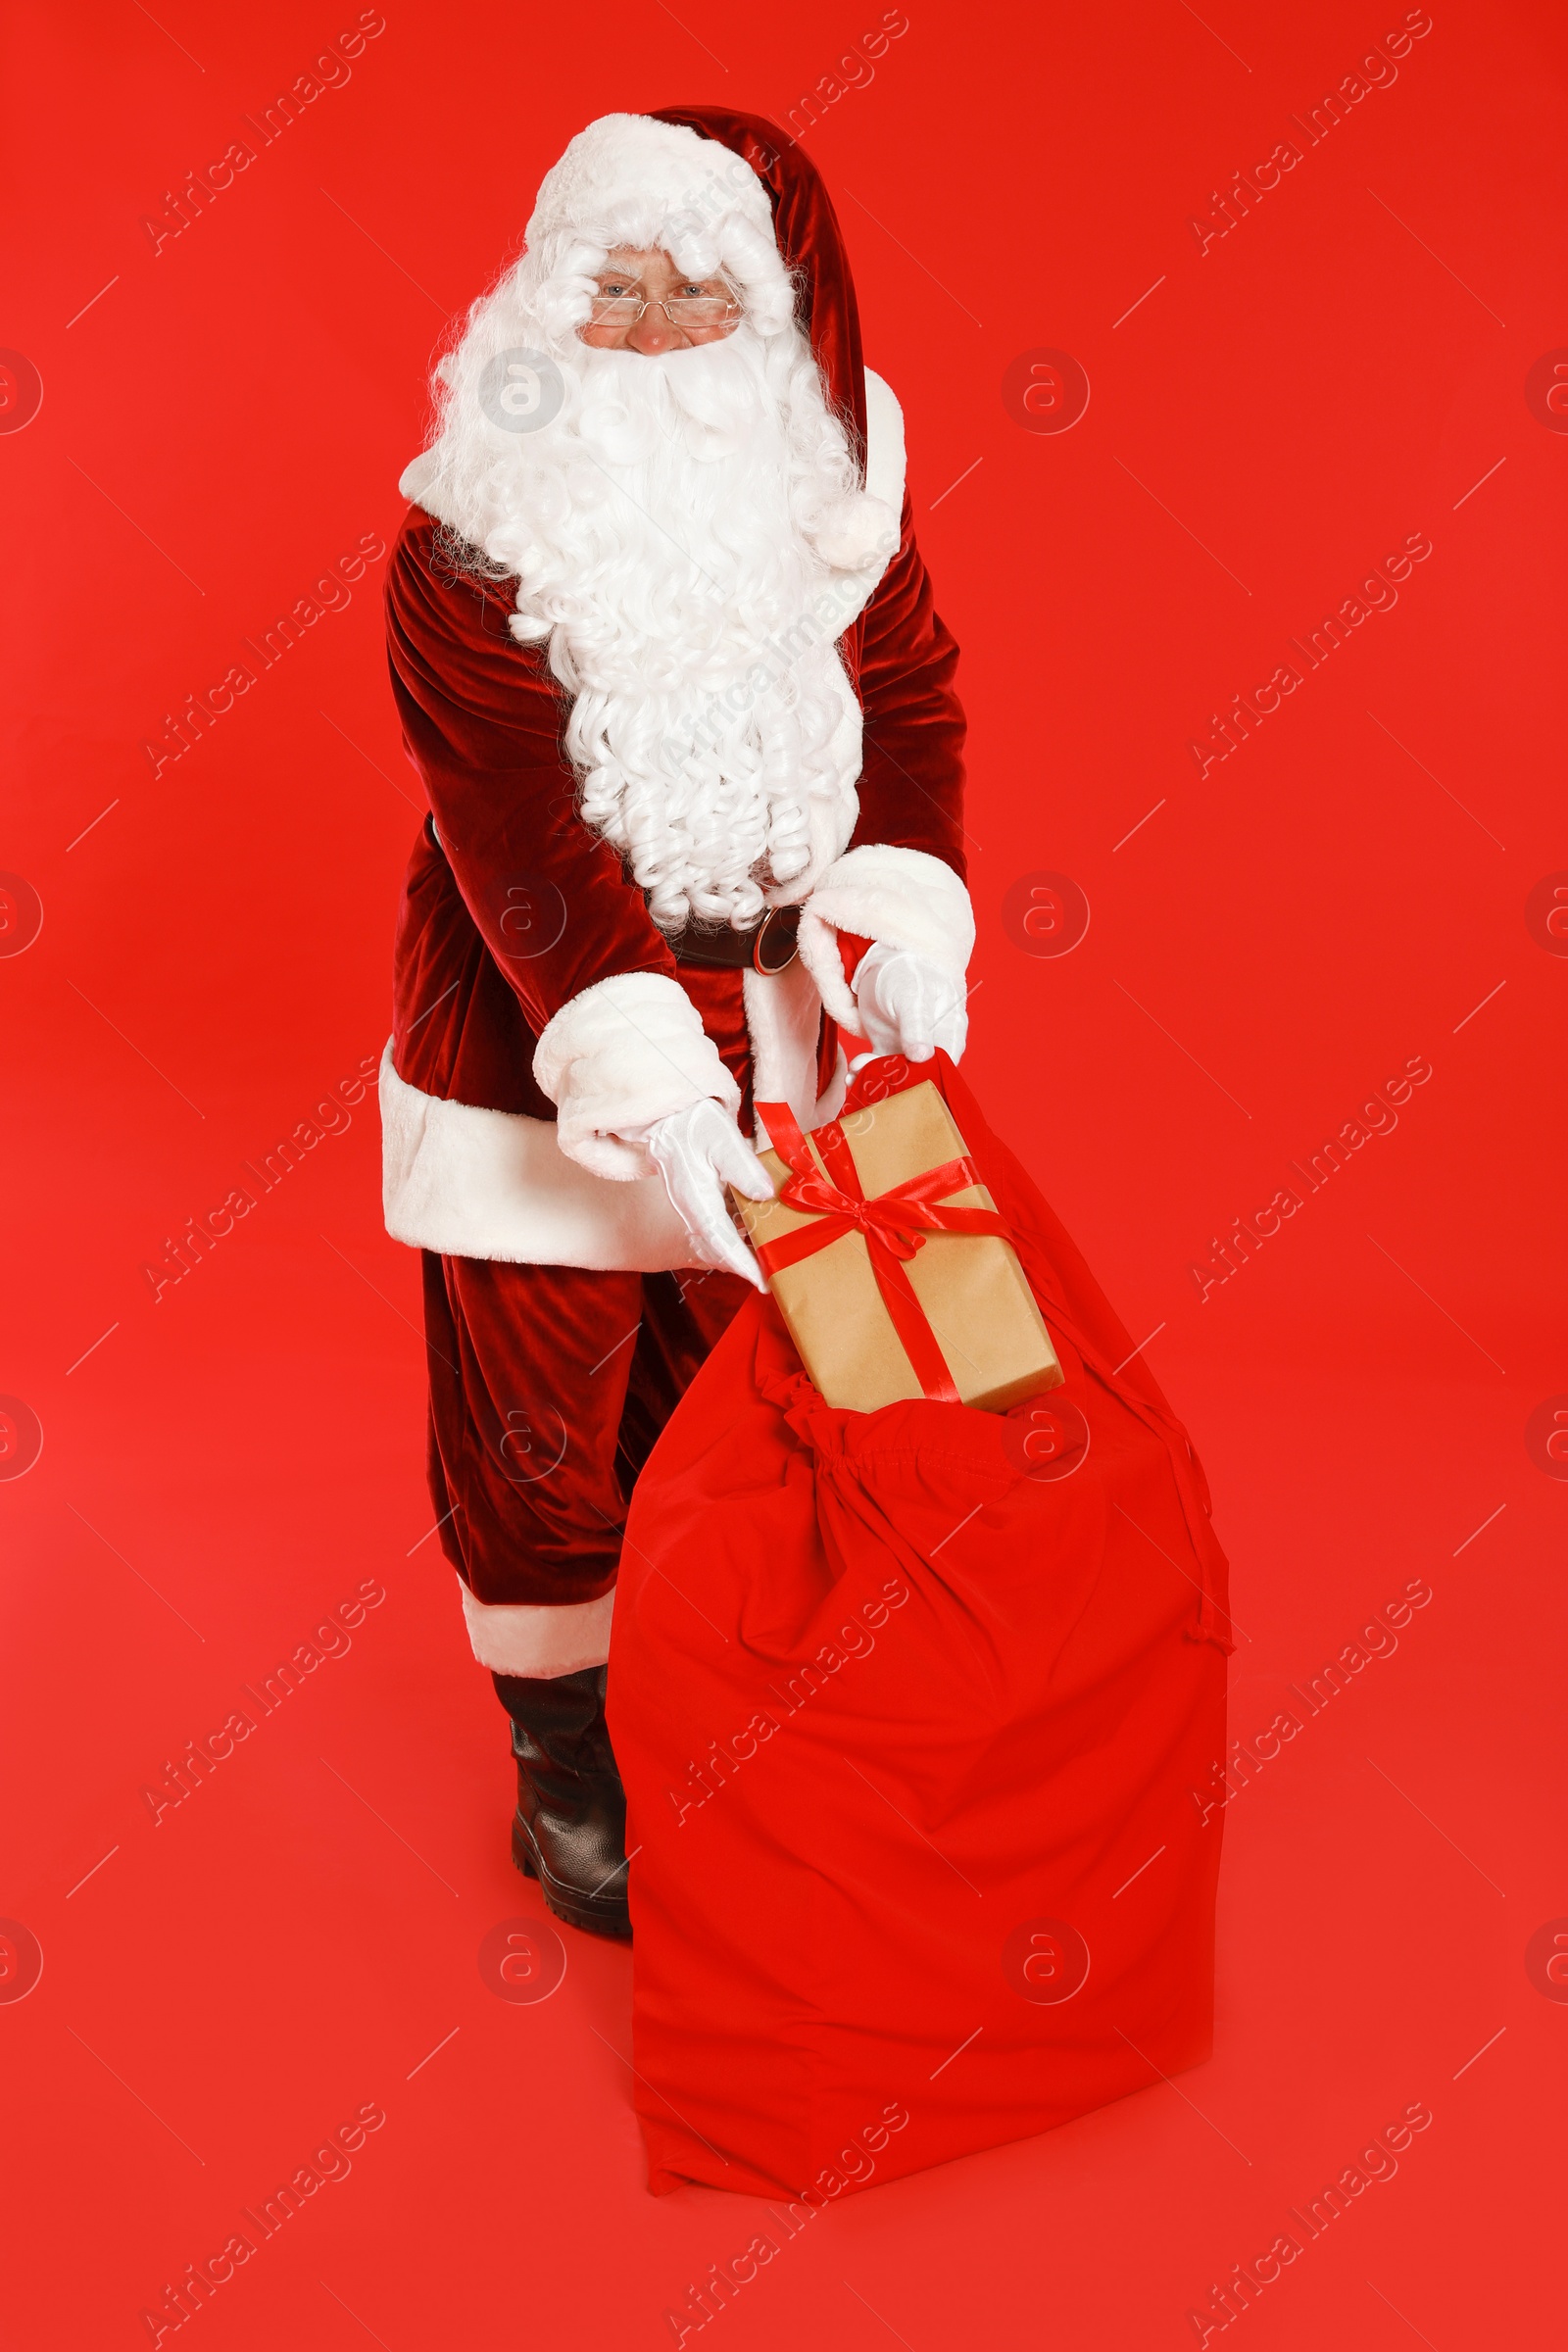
[578,246,741,355]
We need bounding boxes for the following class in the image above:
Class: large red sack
[610,1055,1231,2203]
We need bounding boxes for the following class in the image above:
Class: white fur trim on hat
[527,113,775,257]
[460,1577,613,1676]
[520,112,797,352]
[532,970,742,1180]
[796,845,974,1030]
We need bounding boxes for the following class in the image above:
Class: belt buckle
[751,906,800,977]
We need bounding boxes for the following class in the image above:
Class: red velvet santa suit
[380,111,968,1678]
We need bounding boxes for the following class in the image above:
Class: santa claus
[380,107,969,1937]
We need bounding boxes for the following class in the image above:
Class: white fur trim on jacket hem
[796,845,974,1030]
[533,970,741,1180]
[382,1026,853,1269]
[742,957,824,1134]
[380,1045,698,1269]
[460,1577,613,1676]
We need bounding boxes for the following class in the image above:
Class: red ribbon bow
[750,1092,1011,1404]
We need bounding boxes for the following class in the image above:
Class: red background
[3,0,1564,2342]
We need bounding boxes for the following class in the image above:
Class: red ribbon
[751,1093,1011,1405]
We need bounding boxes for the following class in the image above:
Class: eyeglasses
[588,293,742,328]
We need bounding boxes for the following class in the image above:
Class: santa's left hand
[851,942,968,1064]
[641,1098,775,1291]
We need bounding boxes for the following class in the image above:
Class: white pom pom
[806,492,902,572]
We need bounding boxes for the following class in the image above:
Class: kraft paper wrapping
[733,1080,1064,1414]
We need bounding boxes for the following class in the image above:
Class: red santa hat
[525,113,787,320]
[648,107,868,452]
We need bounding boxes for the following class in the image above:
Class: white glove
[852,942,968,1064]
[640,1098,775,1291]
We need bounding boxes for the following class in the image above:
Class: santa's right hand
[641,1099,774,1291]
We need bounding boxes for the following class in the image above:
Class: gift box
[732,1054,1063,1413]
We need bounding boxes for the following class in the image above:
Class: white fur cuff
[533,970,741,1180]
[796,845,974,1030]
[460,1577,613,1676]
[379,1046,696,1269]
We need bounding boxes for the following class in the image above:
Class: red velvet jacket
[386,484,967,1124]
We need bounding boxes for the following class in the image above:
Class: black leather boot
[493,1667,632,1940]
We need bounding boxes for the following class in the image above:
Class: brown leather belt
[668,904,801,976]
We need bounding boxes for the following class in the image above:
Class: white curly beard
[455,322,866,933]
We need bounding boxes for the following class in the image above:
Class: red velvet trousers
[420,1252,751,1610]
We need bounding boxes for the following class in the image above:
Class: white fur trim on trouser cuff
[796,845,974,1030]
[380,1045,697,1269]
[460,1577,613,1677]
[533,970,741,1180]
